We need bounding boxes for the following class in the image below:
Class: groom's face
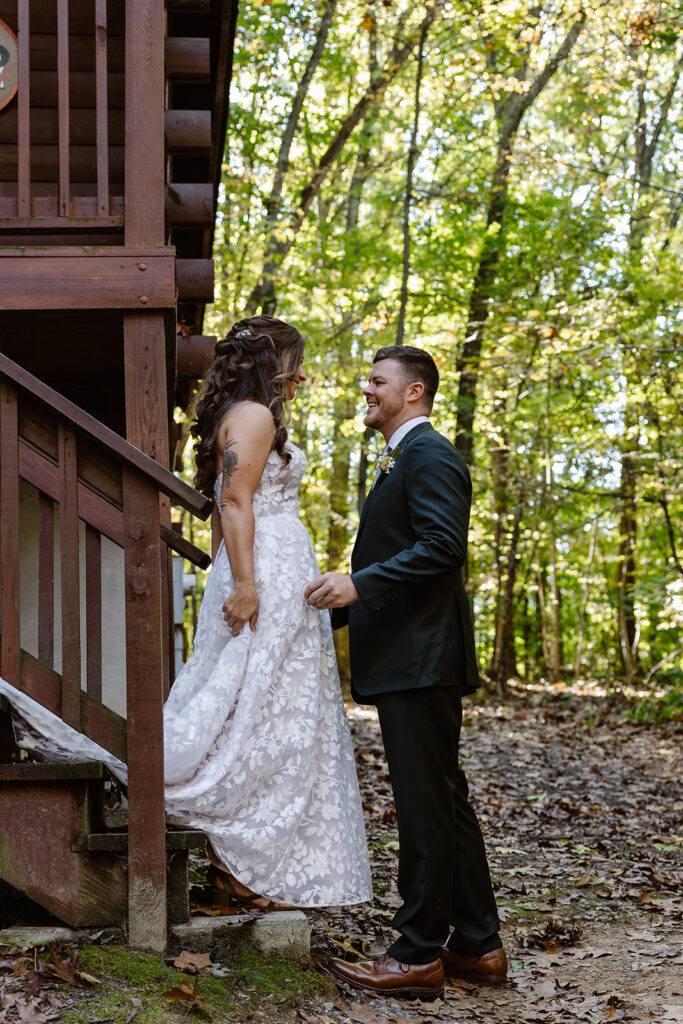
[362,358,410,433]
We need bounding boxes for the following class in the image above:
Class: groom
[305,346,506,999]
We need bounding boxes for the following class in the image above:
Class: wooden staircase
[0,752,205,929]
[0,354,213,949]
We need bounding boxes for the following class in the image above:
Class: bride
[0,315,372,911]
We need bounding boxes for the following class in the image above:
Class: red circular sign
[0,20,18,112]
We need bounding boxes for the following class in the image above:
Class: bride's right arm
[215,404,275,636]
[211,503,222,561]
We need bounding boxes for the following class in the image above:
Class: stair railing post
[122,466,167,952]
[58,423,81,728]
[0,380,20,685]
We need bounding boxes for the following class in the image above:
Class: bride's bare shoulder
[215,401,276,453]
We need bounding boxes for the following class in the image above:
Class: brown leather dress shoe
[441,946,508,984]
[327,952,445,1000]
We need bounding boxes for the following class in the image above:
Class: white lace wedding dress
[0,442,372,907]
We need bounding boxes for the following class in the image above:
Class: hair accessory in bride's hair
[233,328,253,339]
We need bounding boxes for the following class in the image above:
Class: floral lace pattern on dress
[0,442,372,907]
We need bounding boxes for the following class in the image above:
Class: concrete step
[171,911,311,960]
[0,911,312,961]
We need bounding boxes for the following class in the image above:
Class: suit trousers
[374,686,501,964]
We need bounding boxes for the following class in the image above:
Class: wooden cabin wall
[0,0,125,243]
[1,311,126,435]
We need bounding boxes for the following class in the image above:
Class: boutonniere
[377,447,402,475]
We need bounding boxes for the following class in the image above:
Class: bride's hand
[223,582,259,636]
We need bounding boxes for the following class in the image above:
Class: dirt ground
[306,686,682,1024]
[1,685,681,1023]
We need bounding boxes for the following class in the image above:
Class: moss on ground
[56,944,333,1023]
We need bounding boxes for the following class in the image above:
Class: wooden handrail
[0,353,211,520]
[160,524,212,570]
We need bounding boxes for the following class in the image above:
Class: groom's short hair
[373,345,439,410]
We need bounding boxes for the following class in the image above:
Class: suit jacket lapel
[394,420,433,451]
[355,421,434,548]
[357,471,383,537]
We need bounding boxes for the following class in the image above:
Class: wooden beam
[160,522,211,570]
[0,216,124,232]
[57,0,71,216]
[122,468,167,953]
[0,109,125,147]
[0,252,175,310]
[20,436,210,561]
[123,313,169,465]
[165,38,211,82]
[95,0,110,216]
[208,0,239,212]
[2,1,126,35]
[14,648,127,761]
[165,183,214,226]
[1,353,212,518]
[58,423,81,729]
[176,259,214,303]
[17,0,30,216]
[0,181,117,198]
[0,144,125,183]
[0,382,20,686]
[85,526,103,700]
[126,0,165,246]
[17,648,60,715]
[177,334,216,377]
[38,493,55,668]
[81,689,126,762]
[25,32,124,73]
[164,110,212,152]
[168,0,210,10]
[29,70,125,109]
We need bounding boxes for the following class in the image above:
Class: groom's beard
[363,395,407,432]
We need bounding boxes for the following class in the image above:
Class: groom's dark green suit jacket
[333,420,480,701]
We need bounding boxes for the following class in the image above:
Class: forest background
[183,0,683,713]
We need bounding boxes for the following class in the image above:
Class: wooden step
[87,829,205,852]
[87,828,206,926]
[0,762,124,926]
[0,761,104,781]
[0,761,205,928]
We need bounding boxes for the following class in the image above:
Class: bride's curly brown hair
[191,315,305,497]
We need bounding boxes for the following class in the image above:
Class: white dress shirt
[385,415,430,452]
[372,415,430,488]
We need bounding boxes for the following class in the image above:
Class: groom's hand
[305,572,359,609]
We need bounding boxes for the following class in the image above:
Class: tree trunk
[536,567,550,676]
[327,395,355,571]
[396,20,428,345]
[574,516,598,681]
[547,526,563,680]
[245,0,338,315]
[246,2,443,314]
[454,12,585,465]
[490,495,524,696]
[615,54,681,680]
[326,25,380,565]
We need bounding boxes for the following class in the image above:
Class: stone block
[0,926,87,951]
[0,926,125,950]
[171,911,311,961]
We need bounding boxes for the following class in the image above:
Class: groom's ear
[406,379,425,405]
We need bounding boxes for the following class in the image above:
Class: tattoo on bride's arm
[222,439,239,485]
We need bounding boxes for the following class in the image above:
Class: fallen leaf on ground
[344,1003,390,1024]
[164,975,207,1010]
[169,950,213,974]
